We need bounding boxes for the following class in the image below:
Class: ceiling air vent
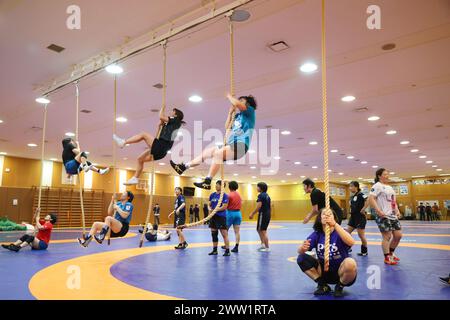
[31,126,42,131]
[153,83,164,89]
[268,41,289,52]
[101,155,112,158]
[353,107,369,112]
[80,109,92,114]
[47,44,65,53]
[382,43,396,51]
[150,108,160,113]
[377,124,389,128]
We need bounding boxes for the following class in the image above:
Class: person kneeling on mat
[139,223,171,242]
[2,208,57,252]
[78,191,134,247]
[208,180,230,256]
[62,138,109,178]
[297,208,357,297]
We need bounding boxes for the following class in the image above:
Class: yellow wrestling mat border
[29,240,450,300]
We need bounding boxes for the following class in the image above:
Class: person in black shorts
[302,178,343,225]
[62,138,109,177]
[169,94,257,190]
[249,182,271,252]
[207,181,230,256]
[347,181,369,256]
[168,187,188,250]
[113,108,184,185]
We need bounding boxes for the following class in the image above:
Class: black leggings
[20,234,35,244]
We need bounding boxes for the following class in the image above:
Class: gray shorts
[375,217,401,232]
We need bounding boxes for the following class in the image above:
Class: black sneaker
[170,161,187,175]
[78,235,92,247]
[181,242,188,250]
[94,234,104,244]
[221,245,227,250]
[333,284,344,297]
[208,250,218,256]
[8,244,21,252]
[313,284,331,296]
[231,246,239,253]
[439,276,450,285]
[194,178,211,190]
[357,252,368,256]
[174,243,183,250]
[1,244,13,250]
[348,248,353,253]
[223,250,231,256]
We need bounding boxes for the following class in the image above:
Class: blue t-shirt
[257,192,271,216]
[209,192,229,217]
[174,195,186,218]
[227,106,256,147]
[307,230,350,272]
[114,201,133,224]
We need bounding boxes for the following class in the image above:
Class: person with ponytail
[368,168,403,265]
[347,181,369,256]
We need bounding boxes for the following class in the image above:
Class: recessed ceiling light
[426,160,433,164]
[233,173,239,176]
[436,169,443,172]
[361,161,368,164]
[85,151,90,155]
[269,170,275,173]
[400,141,410,145]
[286,173,292,176]
[0,120,4,124]
[189,95,203,103]
[390,172,395,174]
[105,64,123,74]
[0,152,7,155]
[330,149,338,153]
[309,141,318,145]
[281,130,291,135]
[299,62,318,73]
[372,165,378,168]
[312,166,318,169]
[368,116,380,121]
[347,156,354,159]
[432,165,438,168]
[419,155,427,159]
[35,97,50,104]
[386,130,397,135]
[158,163,166,166]
[65,132,75,137]
[27,143,37,147]
[300,175,306,178]
[358,177,363,180]
[294,161,301,165]
[167,151,172,154]
[313,178,318,181]
[250,166,256,169]
[155,170,161,173]
[341,95,356,102]
[251,176,257,179]
[116,117,127,123]
[411,175,426,178]
[410,149,419,153]
[274,156,281,160]
[281,180,286,183]
[49,158,58,161]
[338,172,344,175]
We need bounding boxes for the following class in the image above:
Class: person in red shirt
[225,181,242,253]
[2,208,57,252]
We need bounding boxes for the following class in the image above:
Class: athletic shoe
[348,248,353,253]
[1,244,12,250]
[439,275,450,285]
[170,160,186,175]
[384,255,398,265]
[99,168,110,175]
[357,252,368,256]
[124,176,139,185]
[78,235,92,248]
[231,246,239,253]
[113,134,126,149]
[208,250,218,256]
[174,243,183,250]
[333,284,344,298]
[83,163,94,173]
[221,245,227,250]
[193,177,211,190]
[392,253,400,262]
[314,284,331,296]
[223,250,231,257]
[94,234,105,244]
[259,248,270,252]
[181,242,188,250]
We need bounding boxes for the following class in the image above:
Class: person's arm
[249,202,262,219]
[159,107,169,123]
[323,209,355,247]
[35,210,44,230]
[369,195,385,218]
[108,195,116,216]
[113,203,131,219]
[72,141,81,155]
[361,196,369,214]
[297,239,311,254]
[216,202,228,212]
[303,204,319,224]
[227,94,247,112]
[176,202,186,215]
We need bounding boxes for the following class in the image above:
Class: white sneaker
[259,248,270,252]
[113,134,126,149]
[99,168,110,175]
[123,176,139,185]
[83,164,93,173]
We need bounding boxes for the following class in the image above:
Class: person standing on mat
[189,205,194,223]
[2,208,57,252]
[418,202,425,221]
[347,181,369,256]
[425,203,432,221]
[78,191,134,247]
[153,203,160,226]
[208,180,230,256]
[302,178,343,225]
[170,94,256,190]
[249,182,271,252]
[225,181,242,253]
[194,204,200,222]
[113,107,184,185]
[169,187,188,250]
[297,208,357,297]
[369,168,403,265]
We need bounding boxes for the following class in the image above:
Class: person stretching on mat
[297,208,357,297]
[249,182,271,252]
[369,168,403,265]
[169,187,188,250]
[170,94,256,190]
[347,181,369,256]
[78,191,134,247]
[113,108,185,185]
[2,208,57,252]
[223,180,242,253]
[62,138,109,177]
[139,223,171,242]
[208,180,230,256]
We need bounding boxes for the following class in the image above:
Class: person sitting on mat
[62,138,109,178]
[113,108,185,185]
[77,191,134,247]
[139,223,171,242]
[170,94,256,190]
[297,208,357,297]
[169,187,188,250]
[207,180,230,256]
[2,208,57,252]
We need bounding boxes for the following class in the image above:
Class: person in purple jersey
[297,208,357,297]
